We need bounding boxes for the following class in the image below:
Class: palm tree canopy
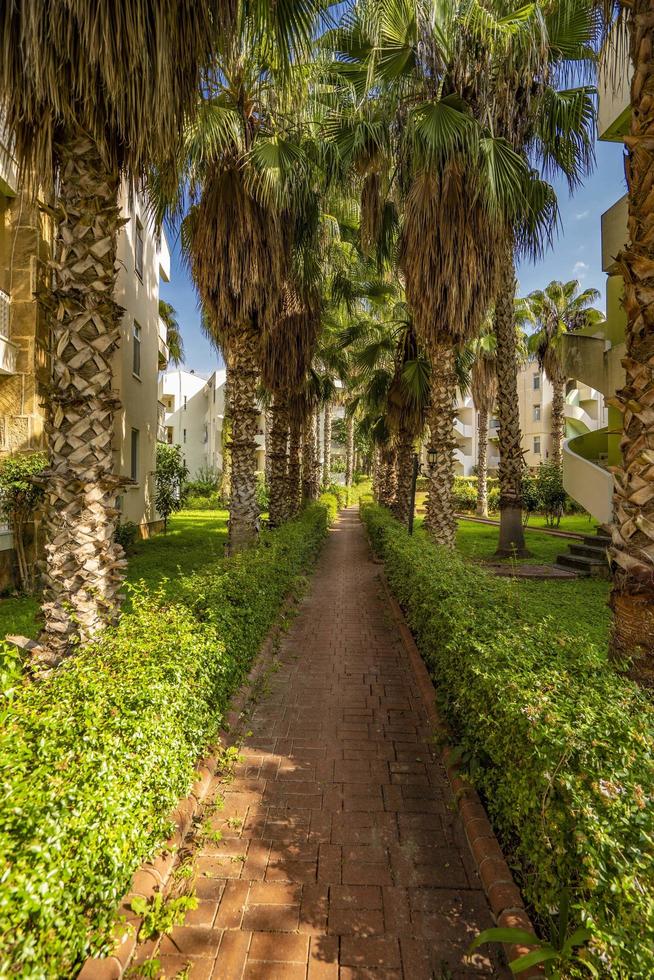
[0,0,221,186]
[158,299,185,367]
[524,278,605,381]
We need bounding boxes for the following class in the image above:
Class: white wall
[113,189,170,527]
[161,370,210,478]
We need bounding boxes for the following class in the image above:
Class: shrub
[0,452,48,593]
[255,472,269,512]
[186,465,222,498]
[487,485,500,512]
[361,503,654,978]
[522,472,541,525]
[452,477,477,512]
[184,494,224,511]
[324,483,348,509]
[155,444,189,532]
[536,462,567,527]
[114,520,139,553]
[0,501,333,977]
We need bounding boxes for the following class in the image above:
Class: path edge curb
[77,588,304,980]
[376,567,544,979]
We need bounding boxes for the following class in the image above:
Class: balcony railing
[158,317,169,370]
[157,400,166,442]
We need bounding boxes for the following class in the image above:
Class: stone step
[569,542,609,560]
[555,553,610,578]
[581,534,611,549]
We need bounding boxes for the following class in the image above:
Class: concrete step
[581,534,611,549]
[555,553,610,578]
[569,542,609,560]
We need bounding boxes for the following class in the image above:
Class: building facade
[451,363,607,478]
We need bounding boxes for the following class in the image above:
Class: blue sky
[161,138,627,373]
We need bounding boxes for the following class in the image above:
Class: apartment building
[452,363,607,477]
[0,119,170,589]
[560,38,630,524]
[161,369,266,479]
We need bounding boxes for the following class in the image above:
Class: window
[130,428,139,481]
[533,436,541,455]
[203,424,208,444]
[135,219,144,279]
[533,404,541,421]
[166,427,174,445]
[132,321,141,377]
[183,395,187,410]
[183,428,187,444]
[533,373,541,391]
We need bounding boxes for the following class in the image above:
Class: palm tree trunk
[551,376,565,469]
[494,240,529,557]
[264,406,274,491]
[379,445,398,508]
[323,401,332,485]
[393,431,414,528]
[609,0,654,682]
[313,408,321,495]
[476,408,490,518]
[345,415,354,487]
[221,369,232,503]
[39,132,126,655]
[287,416,302,517]
[226,323,260,553]
[267,394,289,527]
[372,446,381,501]
[425,343,457,547]
[301,413,316,502]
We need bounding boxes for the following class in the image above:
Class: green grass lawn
[0,509,229,642]
[413,515,611,649]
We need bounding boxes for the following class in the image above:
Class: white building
[451,362,607,476]
[160,369,267,479]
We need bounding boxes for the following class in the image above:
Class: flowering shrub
[0,500,333,977]
[362,503,654,978]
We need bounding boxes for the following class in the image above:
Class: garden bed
[0,496,337,977]
[362,503,654,978]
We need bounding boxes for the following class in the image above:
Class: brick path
[140,509,507,979]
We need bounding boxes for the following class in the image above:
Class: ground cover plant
[0,496,336,977]
[362,503,653,978]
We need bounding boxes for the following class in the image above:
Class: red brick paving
[137,509,508,979]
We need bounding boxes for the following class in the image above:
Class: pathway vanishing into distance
[135,509,508,979]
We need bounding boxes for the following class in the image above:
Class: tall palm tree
[0,0,217,655]
[326,0,558,548]
[592,2,654,679]
[176,6,326,552]
[470,329,498,518]
[522,280,605,466]
[159,299,185,367]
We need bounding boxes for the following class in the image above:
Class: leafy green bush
[536,462,567,527]
[0,501,333,977]
[255,472,269,512]
[0,451,48,593]
[155,443,189,531]
[452,478,477,512]
[361,503,654,978]
[114,520,139,553]
[185,493,224,511]
[186,465,222,498]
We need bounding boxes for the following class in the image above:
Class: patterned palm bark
[267,396,289,527]
[378,445,398,509]
[393,432,414,528]
[494,243,529,556]
[609,0,654,679]
[226,324,260,552]
[476,408,490,517]
[322,401,332,485]
[302,413,319,502]
[38,132,127,655]
[425,344,457,547]
[550,375,566,469]
[287,417,302,517]
[313,408,322,494]
[345,415,354,487]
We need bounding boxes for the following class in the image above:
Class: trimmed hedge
[0,499,334,977]
[361,503,654,978]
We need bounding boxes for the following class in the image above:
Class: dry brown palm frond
[0,0,216,189]
[399,166,503,350]
[470,353,498,416]
[186,167,290,352]
[260,281,321,394]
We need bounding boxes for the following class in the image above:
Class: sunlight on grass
[0,509,229,641]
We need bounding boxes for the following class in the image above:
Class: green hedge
[361,503,654,978]
[0,500,333,977]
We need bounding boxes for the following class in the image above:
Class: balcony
[158,317,169,370]
[454,419,473,440]
[598,33,631,141]
[157,401,166,442]
[601,195,628,274]
[0,291,17,374]
[488,419,500,441]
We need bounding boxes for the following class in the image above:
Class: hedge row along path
[131,509,509,978]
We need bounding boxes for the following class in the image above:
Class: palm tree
[176,5,327,552]
[522,280,605,467]
[326,0,559,548]
[0,0,217,655]
[158,300,185,367]
[469,330,498,518]
[591,2,654,678]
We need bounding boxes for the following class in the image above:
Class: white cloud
[573,261,589,280]
[575,210,590,220]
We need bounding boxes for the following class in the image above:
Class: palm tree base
[495,507,531,558]
[609,589,654,688]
